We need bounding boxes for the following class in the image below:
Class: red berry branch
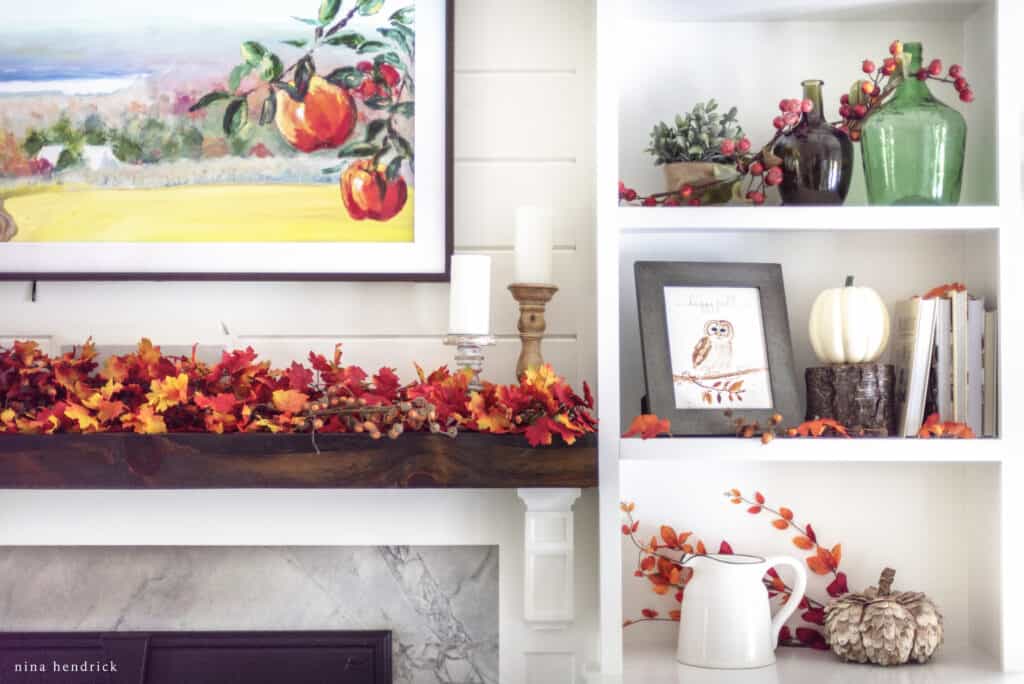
[619,96,819,208]
[836,40,974,140]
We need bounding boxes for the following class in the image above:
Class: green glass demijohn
[860,42,967,205]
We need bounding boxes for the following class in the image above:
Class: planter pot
[662,161,739,205]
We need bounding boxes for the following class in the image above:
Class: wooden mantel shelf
[0,432,597,489]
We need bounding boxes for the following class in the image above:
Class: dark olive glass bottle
[772,80,853,205]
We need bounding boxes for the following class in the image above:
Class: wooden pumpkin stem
[878,567,896,596]
[845,275,854,287]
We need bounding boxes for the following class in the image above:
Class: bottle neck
[801,80,825,124]
[895,42,930,100]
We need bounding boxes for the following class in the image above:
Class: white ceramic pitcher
[676,554,807,669]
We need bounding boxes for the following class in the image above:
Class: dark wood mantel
[0,432,597,489]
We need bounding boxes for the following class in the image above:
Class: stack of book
[891,287,998,437]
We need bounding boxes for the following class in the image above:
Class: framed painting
[635,261,800,436]
[0,0,452,280]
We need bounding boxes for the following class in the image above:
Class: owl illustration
[691,320,734,374]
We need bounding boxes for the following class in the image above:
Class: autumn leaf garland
[0,339,596,446]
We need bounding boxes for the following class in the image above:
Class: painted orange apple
[274,76,357,153]
[341,159,408,221]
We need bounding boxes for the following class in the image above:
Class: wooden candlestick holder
[508,283,559,379]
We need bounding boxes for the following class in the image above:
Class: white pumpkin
[809,276,890,364]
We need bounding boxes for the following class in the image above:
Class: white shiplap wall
[0,2,599,682]
[0,0,596,393]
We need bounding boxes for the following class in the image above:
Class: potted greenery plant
[646,100,749,205]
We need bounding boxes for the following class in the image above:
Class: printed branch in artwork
[673,367,766,405]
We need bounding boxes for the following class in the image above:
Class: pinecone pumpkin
[824,567,943,666]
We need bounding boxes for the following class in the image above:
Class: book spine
[967,299,985,435]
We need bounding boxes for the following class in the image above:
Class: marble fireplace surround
[0,545,498,683]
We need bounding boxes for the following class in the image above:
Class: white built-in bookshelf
[592,0,1022,680]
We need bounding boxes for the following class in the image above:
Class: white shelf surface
[618,206,1003,233]
[620,437,1005,463]
[584,644,1019,683]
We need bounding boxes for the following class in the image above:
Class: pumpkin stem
[878,567,895,596]
[845,275,854,287]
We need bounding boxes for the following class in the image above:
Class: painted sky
[0,1,391,81]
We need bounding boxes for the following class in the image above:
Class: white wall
[0,1,600,682]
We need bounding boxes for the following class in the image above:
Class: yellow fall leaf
[147,373,189,413]
[122,405,167,434]
[64,403,99,432]
[272,389,309,414]
[1,408,16,424]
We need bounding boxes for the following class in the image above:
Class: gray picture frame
[635,261,800,436]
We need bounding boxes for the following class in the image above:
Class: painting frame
[635,261,800,436]
[0,0,454,282]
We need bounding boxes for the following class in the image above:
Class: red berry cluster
[773,98,814,131]
[353,60,402,100]
[838,40,974,139]
[618,181,703,207]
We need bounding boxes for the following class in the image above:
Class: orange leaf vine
[622,494,845,649]
[723,489,849,601]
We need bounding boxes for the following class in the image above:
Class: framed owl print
[635,262,800,436]
[0,0,452,280]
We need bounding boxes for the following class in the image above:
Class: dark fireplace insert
[0,631,391,683]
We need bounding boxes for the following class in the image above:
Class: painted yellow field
[2,184,414,242]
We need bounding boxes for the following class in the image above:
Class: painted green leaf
[365,119,388,142]
[356,40,386,54]
[337,141,381,158]
[229,64,252,92]
[259,92,277,126]
[379,26,412,57]
[241,41,268,66]
[282,39,308,48]
[374,51,403,67]
[260,54,284,82]
[324,32,365,48]
[362,96,390,110]
[190,91,231,112]
[390,6,414,25]
[319,0,342,24]
[385,155,403,181]
[223,98,248,136]
[294,56,316,98]
[324,66,365,89]
[321,164,344,175]
[357,0,386,16]
[291,16,319,25]
[390,101,414,118]
[277,82,304,102]
[392,132,413,161]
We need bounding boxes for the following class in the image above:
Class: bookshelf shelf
[618,206,1002,233]
[586,644,1012,684]
[619,436,1005,463]
[596,0,1022,678]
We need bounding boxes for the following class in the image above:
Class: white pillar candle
[448,254,492,336]
[513,206,554,285]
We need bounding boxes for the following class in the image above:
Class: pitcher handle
[765,555,808,647]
